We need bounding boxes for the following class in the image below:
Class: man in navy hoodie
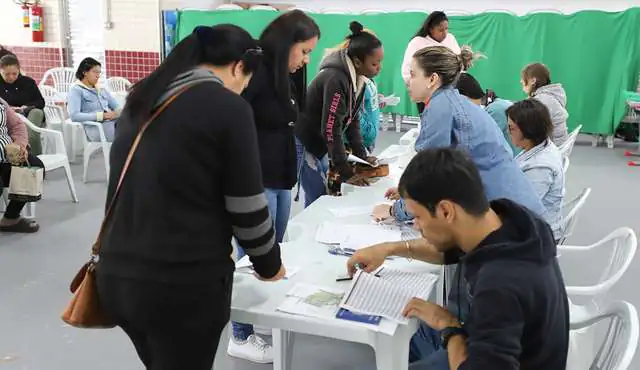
[348,148,569,369]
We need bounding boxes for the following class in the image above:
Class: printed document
[340,268,439,324]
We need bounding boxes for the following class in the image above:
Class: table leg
[373,332,410,370]
[273,329,295,370]
[395,114,402,133]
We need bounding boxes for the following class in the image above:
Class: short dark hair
[415,11,448,38]
[455,73,484,100]
[0,54,20,68]
[521,63,551,95]
[75,57,101,80]
[398,148,489,217]
[345,21,382,63]
[126,24,261,123]
[260,10,320,101]
[506,99,553,146]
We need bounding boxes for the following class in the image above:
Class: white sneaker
[227,334,274,364]
[254,325,272,336]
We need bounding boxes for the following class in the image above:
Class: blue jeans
[298,149,329,208]
[232,188,290,340]
[264,188,291,243]
[409,322,450,370]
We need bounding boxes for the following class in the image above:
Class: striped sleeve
[223,98,282,278]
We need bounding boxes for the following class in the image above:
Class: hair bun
[349,21,364,36]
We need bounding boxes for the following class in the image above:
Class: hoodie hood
[155,67,223,108]
[534,83,567,108]
[319,49,365,95]
[462,199,557,275]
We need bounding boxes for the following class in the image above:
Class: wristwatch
[441,326,467,350]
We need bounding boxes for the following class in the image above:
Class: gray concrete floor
[1,131,639,369]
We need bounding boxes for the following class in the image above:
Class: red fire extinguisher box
[31,5,44,43]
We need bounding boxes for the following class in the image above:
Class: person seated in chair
[0,54,46,155]
[348,148,569,370]
[67,57,120,142]
[0,98,44,233]
[507,99,565,241]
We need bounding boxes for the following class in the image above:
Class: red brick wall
[3,46,65,84]
[3,46,160,85]
[105,50,160,83]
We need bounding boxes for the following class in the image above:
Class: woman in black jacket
[95,25,285,369]
[295,21,383,207]
[0,54,46,155]
[228,10,320,364]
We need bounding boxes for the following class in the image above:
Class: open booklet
[340,268,439,324]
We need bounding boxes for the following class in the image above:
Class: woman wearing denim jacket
[372,46,545,222]
[67,57,120,142]
[507,99,565,240]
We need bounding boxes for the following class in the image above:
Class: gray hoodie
[155,67,222,108]
[533,84,569,147]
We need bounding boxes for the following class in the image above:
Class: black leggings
[0,153,45,219]
[96,272,232,370]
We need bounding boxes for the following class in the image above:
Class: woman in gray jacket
[507,99,565,241]
[521,63,569,146]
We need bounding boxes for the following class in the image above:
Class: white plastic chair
[215,4,243,10]
[39,68,76,101]
[39,85,61,105]
[44,105,84,162]
[249,5,277,11]
[106,77,131,94]
[570,301,639,370]
[563,156,570,174]
[17,114,78,203]
[559,124,583,158]
[80,121,111,183]
[558,188,591,245]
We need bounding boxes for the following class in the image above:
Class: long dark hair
[414,11,448,38]
[126,24,261,122]
[521,63,552,96]
[259,10,320,101]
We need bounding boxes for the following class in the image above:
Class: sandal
[0,218,40,233]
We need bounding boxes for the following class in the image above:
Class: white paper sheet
[315,222,403,248]
[380,94,401,106]
[328,205,373,218]
[347,154,378,167]
[235,256,300,279]
[276,284,345,320]
[340,269,439,324]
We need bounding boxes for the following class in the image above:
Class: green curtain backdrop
[177,8,640,135]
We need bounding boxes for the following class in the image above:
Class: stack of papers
[340,268,439,324]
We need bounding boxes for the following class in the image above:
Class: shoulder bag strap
[90,85,194,256]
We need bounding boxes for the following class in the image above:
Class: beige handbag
[8,162,44,202]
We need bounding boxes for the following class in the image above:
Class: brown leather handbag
[61,87,191,328]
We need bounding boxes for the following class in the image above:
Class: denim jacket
[67,81,120,123]
[515,139,565,239]
[393,86,545,220]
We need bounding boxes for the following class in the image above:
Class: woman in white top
[401,11,460,113]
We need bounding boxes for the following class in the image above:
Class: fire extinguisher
[31,3,44,43]
[21,4,30,27]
